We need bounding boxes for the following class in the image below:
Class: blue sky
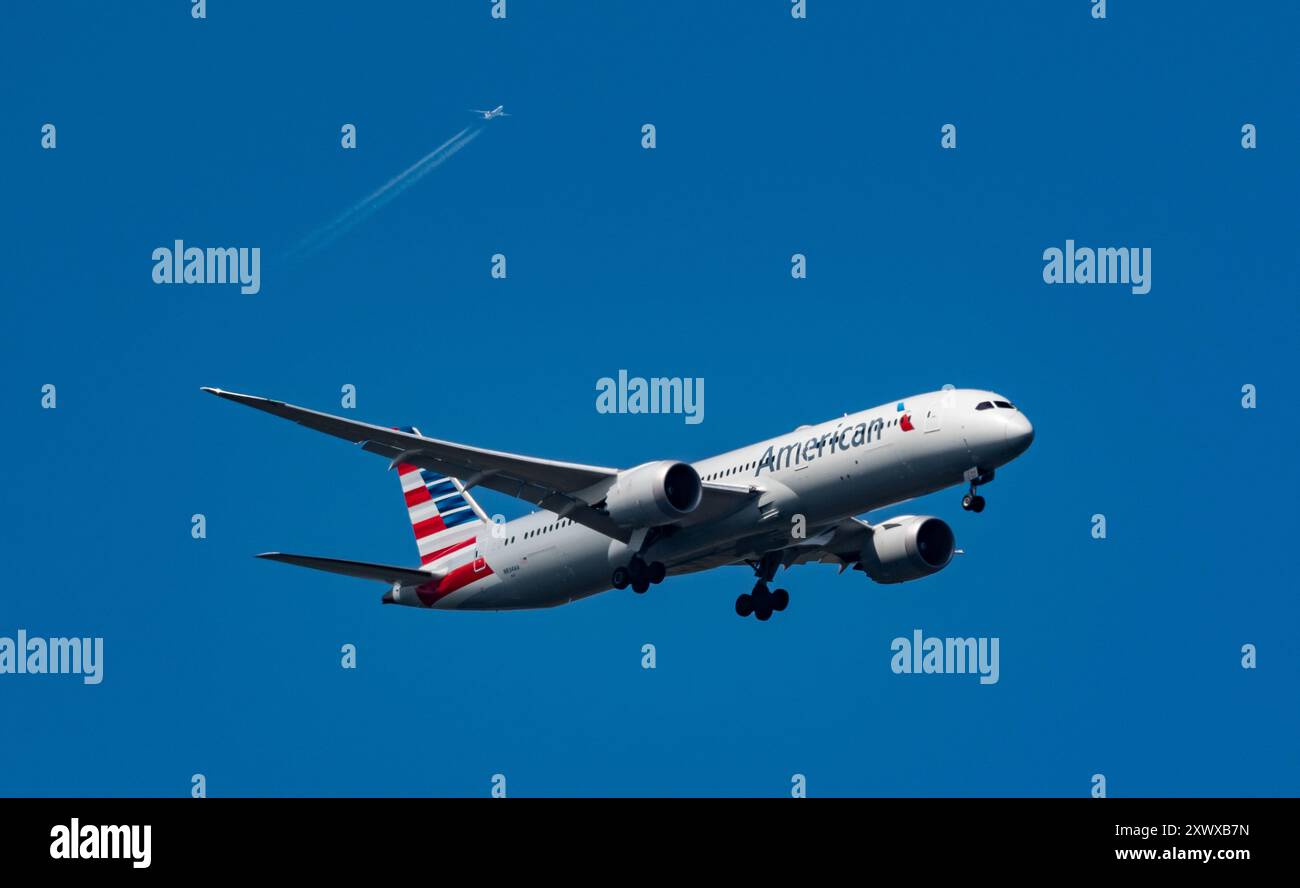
[1,2,1296,796]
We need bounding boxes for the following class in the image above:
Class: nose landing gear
[961,468,994,513]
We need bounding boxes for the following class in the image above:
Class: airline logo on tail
[395,427,487,567]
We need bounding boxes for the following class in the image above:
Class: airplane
[202,387,1033,621]
[469,105,509,120]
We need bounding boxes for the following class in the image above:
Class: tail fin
[396,426,490,567]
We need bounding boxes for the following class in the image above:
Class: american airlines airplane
[469,105,509,120]
[203,387,1033,621]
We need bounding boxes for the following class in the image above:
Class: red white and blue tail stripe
[395,426,489,568]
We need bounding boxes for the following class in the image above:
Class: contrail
[287,126,483,260]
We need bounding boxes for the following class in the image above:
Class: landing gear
[735,588,769,620]
[736,552,789,620]
[629,559,648,587]
[614,556,667,594]
[736,584,789,620]
[961,468,993,513]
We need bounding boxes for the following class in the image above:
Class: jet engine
[604,461,703,528]
[858,515,955,584]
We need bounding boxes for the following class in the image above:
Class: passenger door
[924,397,943,434]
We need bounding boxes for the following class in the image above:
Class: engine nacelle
[604,461,702,528]
[858,515,955,584]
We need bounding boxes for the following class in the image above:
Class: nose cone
[1003,412,1034,458]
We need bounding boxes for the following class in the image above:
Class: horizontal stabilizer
[257,552,432,586]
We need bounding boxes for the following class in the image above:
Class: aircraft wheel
[962,493,974,511]
[648,561,666,585]
[735,593,754,617]
[612,566,630,590]
[632,579,650,594]
[629,559,649,586]
[754,603,773,621]
[771,588,789,612]
[971,495,986,513]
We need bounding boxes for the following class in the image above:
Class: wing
[652,516,872,578]
[203,388,754,543]
[780,517,872,571]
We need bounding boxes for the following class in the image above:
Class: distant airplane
[469,105,509,120]
[204,387,1034,621]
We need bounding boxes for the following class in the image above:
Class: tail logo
[392,429,488,568]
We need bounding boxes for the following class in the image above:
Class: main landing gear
[611,556,667,595]
[735,551,789,621]
[735,584,789,621]
[961,468,994,513]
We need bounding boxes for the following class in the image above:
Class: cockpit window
[994,400,1015,409]
[975,401,993,410]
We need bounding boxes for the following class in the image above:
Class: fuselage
[423,389,1033,610]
